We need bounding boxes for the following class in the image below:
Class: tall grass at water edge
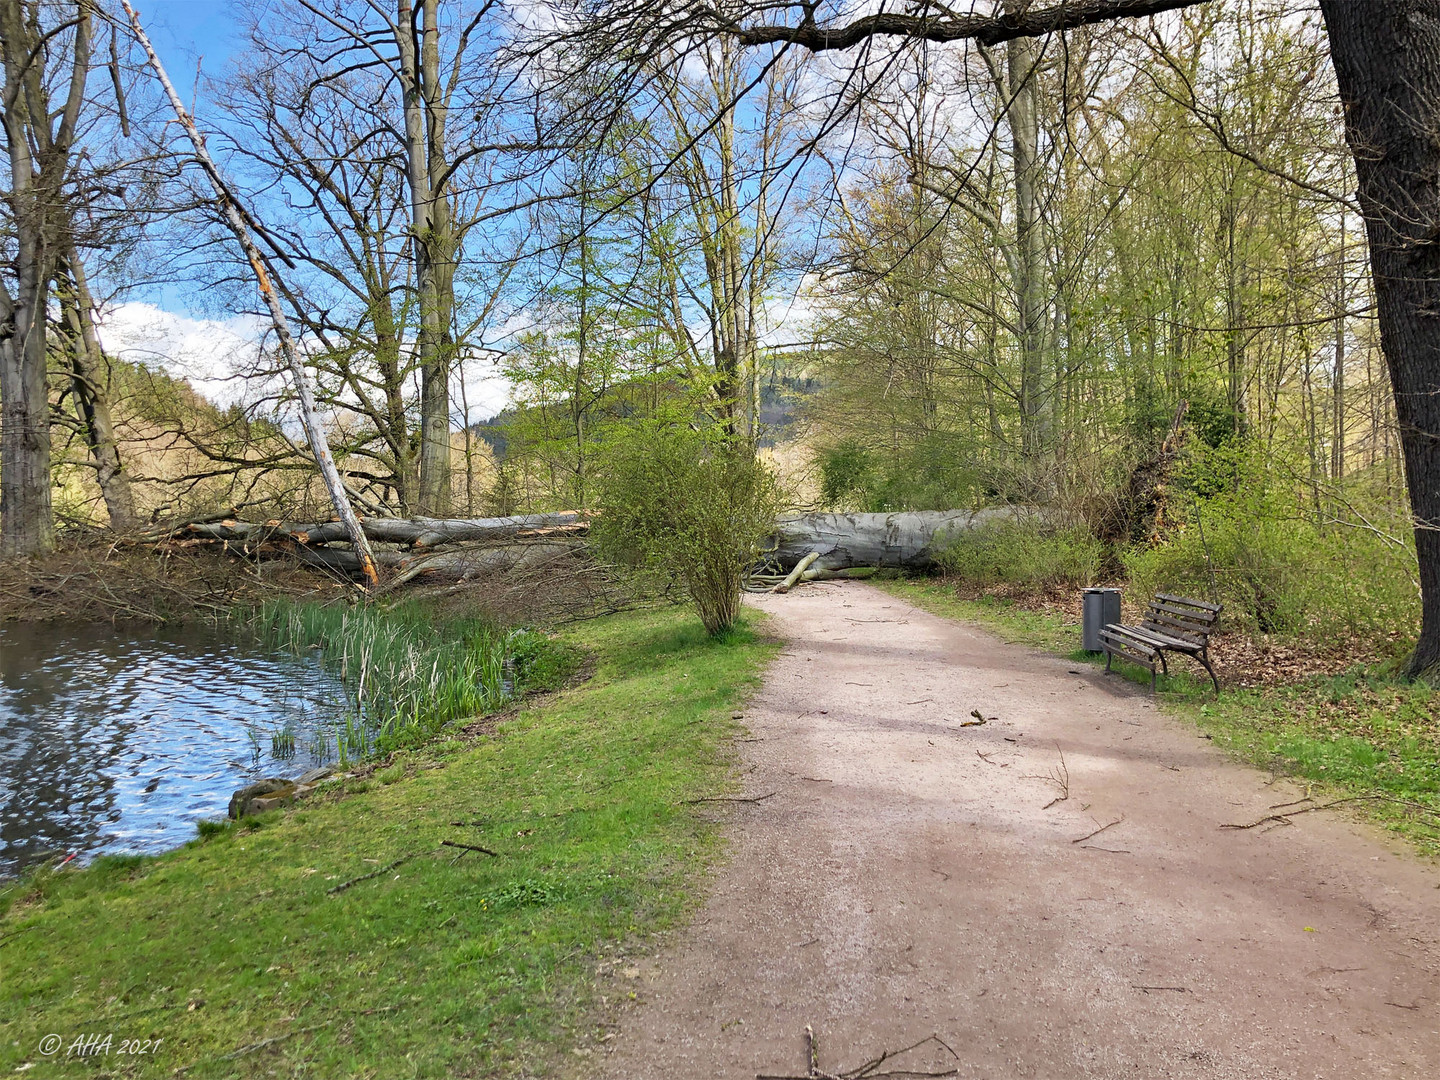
[240,601,545,761]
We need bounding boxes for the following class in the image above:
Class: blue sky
[139,0,242,74]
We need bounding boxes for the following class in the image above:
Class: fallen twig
[1223,794,1440,830]
[0,923,39,948]
[1132,985,1187,993]
[682,791,778,805]
[1072,817,1123,844]
[217,1023,329,1060]
[1032,743,1070,809]
[757,1029,960,1080]
[441,839,500,863]
[327,853,417,894]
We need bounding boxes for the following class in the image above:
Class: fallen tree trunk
[154,511,585,549]
[152,507,1039,589]
[291,540,584,584]
[766,507,1038,571]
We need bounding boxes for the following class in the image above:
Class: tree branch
[723,0,1212,51]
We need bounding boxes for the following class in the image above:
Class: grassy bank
[881,578,1440,855]
[0,605,774,1077]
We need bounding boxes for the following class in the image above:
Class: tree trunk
[1007,27,1048,460]
[58,246,137,530]
[0,0,91,557]
[1332,200,1346,480]
[1322,0,1440,678]
[400,0,454,515]
[158,511,586,549]
[768,508,1041,571]
[0,263,52,557]
[125,0,381,587]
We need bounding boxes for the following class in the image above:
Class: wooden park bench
[1099,593,1222,695]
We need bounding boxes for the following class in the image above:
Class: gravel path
[596,582,1440,1080]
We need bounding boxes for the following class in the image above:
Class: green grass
[880,577,1440,853]
[0,605,775,1077]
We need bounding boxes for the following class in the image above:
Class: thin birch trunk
[57,244,136,529]
[122,0,380,587]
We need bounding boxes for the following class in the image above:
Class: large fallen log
[159,511,585,549]
[766,507,1036,571]
[291,540,584,584]
[152,507,1039,588]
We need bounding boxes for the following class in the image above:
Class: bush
[594,421,785,635]
[937,518,1104,591]
[1120,444,1419,649]
[817,434,980,511]
[819,439,875,507]
[1124,497,1419,650]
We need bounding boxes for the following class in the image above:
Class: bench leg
[1150,663,1156,692]
[1198,648,1220,698]
[1157,650,1170,677]
[1105,649,1113,674]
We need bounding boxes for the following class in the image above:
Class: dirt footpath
[596,582,1440,1080]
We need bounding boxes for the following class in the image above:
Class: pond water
[0,622,355,879]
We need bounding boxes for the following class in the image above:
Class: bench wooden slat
[1100,592,1221,696]
[1145,604,1211,625]
[1099,630,1158,664]
[1127,625,1204,652]
[1156,592,1221,612]
[1145,616,1215,638]
[1099,625,1157,653]
[1101,641,1159,669]
[1141,616,1208,644]
[1147,599,1220,624]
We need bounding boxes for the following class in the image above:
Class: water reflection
[0,622,352,878]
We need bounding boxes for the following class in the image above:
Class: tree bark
[1007,26,1049,460]
[399,0,455,514]
[57,245,137,530]
[159,511,586,549]
[0,0,91,556]
[1322,0,1440,678]
[768,508,1040,571]
[1332,197,1346,480]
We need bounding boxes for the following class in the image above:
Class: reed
[239,601,545,757]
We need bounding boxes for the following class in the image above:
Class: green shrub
[594,421,785,635]
[818,435,980,512]
[937,518,1103,591]
[819,439,875,507]
[1124,500,1418,650]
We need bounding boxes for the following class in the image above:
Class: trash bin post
[1082,588,1122,652]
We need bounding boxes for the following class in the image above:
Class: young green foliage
[593,421,785,635]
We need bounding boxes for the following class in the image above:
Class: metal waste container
[1082,588,1121,652]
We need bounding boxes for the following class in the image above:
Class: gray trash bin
[1082,588,1121,652]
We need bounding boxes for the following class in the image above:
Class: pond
[0,622,356,879]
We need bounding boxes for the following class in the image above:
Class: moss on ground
[0,606,774,1077]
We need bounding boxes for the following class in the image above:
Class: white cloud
[96,300,515,424]
[95,301,269,406]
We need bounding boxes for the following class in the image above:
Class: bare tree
[123,0,381,586]
[237,0,519,516]
[0,0,92,555]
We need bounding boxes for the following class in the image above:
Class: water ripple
[0,623,352,878]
